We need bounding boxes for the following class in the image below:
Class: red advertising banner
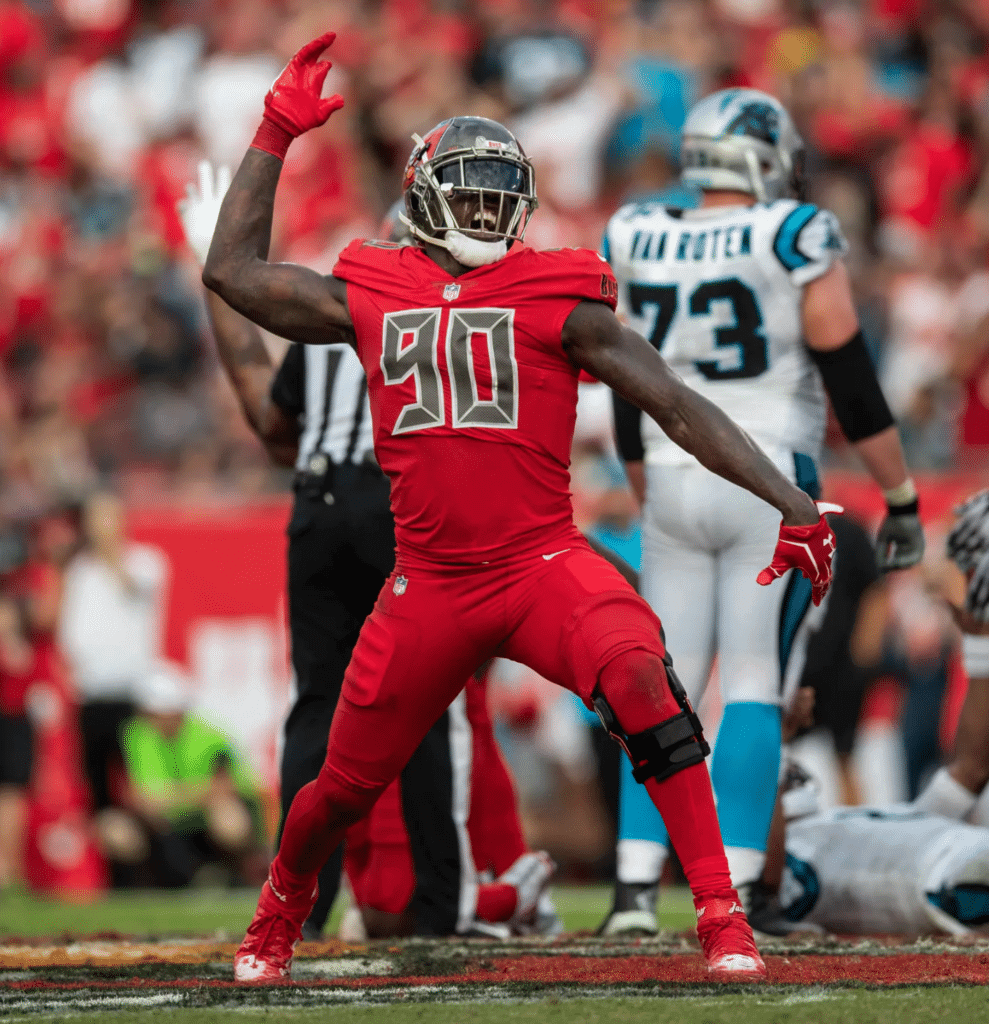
[128,498,293,790]
[824,471,986,529]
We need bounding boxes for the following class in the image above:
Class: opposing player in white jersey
[915,489,989,821]
[601,88,924,933]
[775,773,989,935]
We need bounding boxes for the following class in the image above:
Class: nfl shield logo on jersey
[443,283,461,301]
[393,575,409,595]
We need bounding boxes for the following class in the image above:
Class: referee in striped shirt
[271,341,396,935]
[178,172,490,938]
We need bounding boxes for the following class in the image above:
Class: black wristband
[887,497,919,516]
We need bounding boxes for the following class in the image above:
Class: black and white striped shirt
[271,343,375,472]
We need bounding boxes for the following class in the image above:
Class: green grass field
[3,988,986,1024]
[0,884,697,938]
[0,885,262,939]
[1,885,986,1024]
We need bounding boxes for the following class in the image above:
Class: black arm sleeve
[806,331,895,442]
[270,343,305,417]
[840,515,881,596]
[612,388,645,462]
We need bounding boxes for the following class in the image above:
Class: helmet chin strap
[442,230,507,267]
[744,149,767,203]
[398,213,508,268]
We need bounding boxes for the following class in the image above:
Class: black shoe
[741,878,822,937]
[597,881,659,936]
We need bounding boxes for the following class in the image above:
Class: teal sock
[709,702,781,853]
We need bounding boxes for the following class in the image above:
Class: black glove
[876,499,924,571]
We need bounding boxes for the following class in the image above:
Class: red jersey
[333,242,618,568]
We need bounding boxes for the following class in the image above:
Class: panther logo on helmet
[725,102,781,146]
[680,89,804,203]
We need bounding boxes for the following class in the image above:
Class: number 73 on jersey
[630,277,768,381]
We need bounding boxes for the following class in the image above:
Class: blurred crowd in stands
[1,0,988,521]
[1,0,989,893]
[0,489,267,894]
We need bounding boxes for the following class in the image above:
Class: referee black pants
[281,469,472,936]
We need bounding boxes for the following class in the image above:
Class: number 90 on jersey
[381,307,519,434]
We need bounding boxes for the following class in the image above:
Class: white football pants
[641,454,824,710]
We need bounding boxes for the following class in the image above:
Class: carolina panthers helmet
[680,89,805,203]
[401,116,537,263]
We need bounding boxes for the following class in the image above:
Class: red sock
[597,653,733,907]
[476,883,518,923]
[644,762,732,906]
[269,851,318,901]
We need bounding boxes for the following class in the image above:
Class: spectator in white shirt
[58,491,168,810]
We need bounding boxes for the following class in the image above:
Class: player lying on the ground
[177,167,557,938]
[601,87,922,936]
[754,760,989,936]
[719,683,989,938]
[914,489,989,821]
[203,31,843,983]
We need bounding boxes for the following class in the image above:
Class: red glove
[251,31,345,161]
[757,501,844,606]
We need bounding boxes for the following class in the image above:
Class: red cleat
[233,874,318,983]
[695,890,767,981]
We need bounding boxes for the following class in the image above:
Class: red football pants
[275,539,731,907]
[343,781,413,916]
[464,668,528,878]
[325,542,664,794]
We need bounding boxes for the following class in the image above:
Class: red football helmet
[401,116,537,258]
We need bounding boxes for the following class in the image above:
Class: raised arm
[201,32,354,347]
[562,300,840,603]
[179,162,300,466]
[204,292,300,466]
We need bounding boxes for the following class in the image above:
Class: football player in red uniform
[204,32,840,983]
[177,166,557,940]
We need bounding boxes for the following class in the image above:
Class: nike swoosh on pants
[542,549,570,561]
